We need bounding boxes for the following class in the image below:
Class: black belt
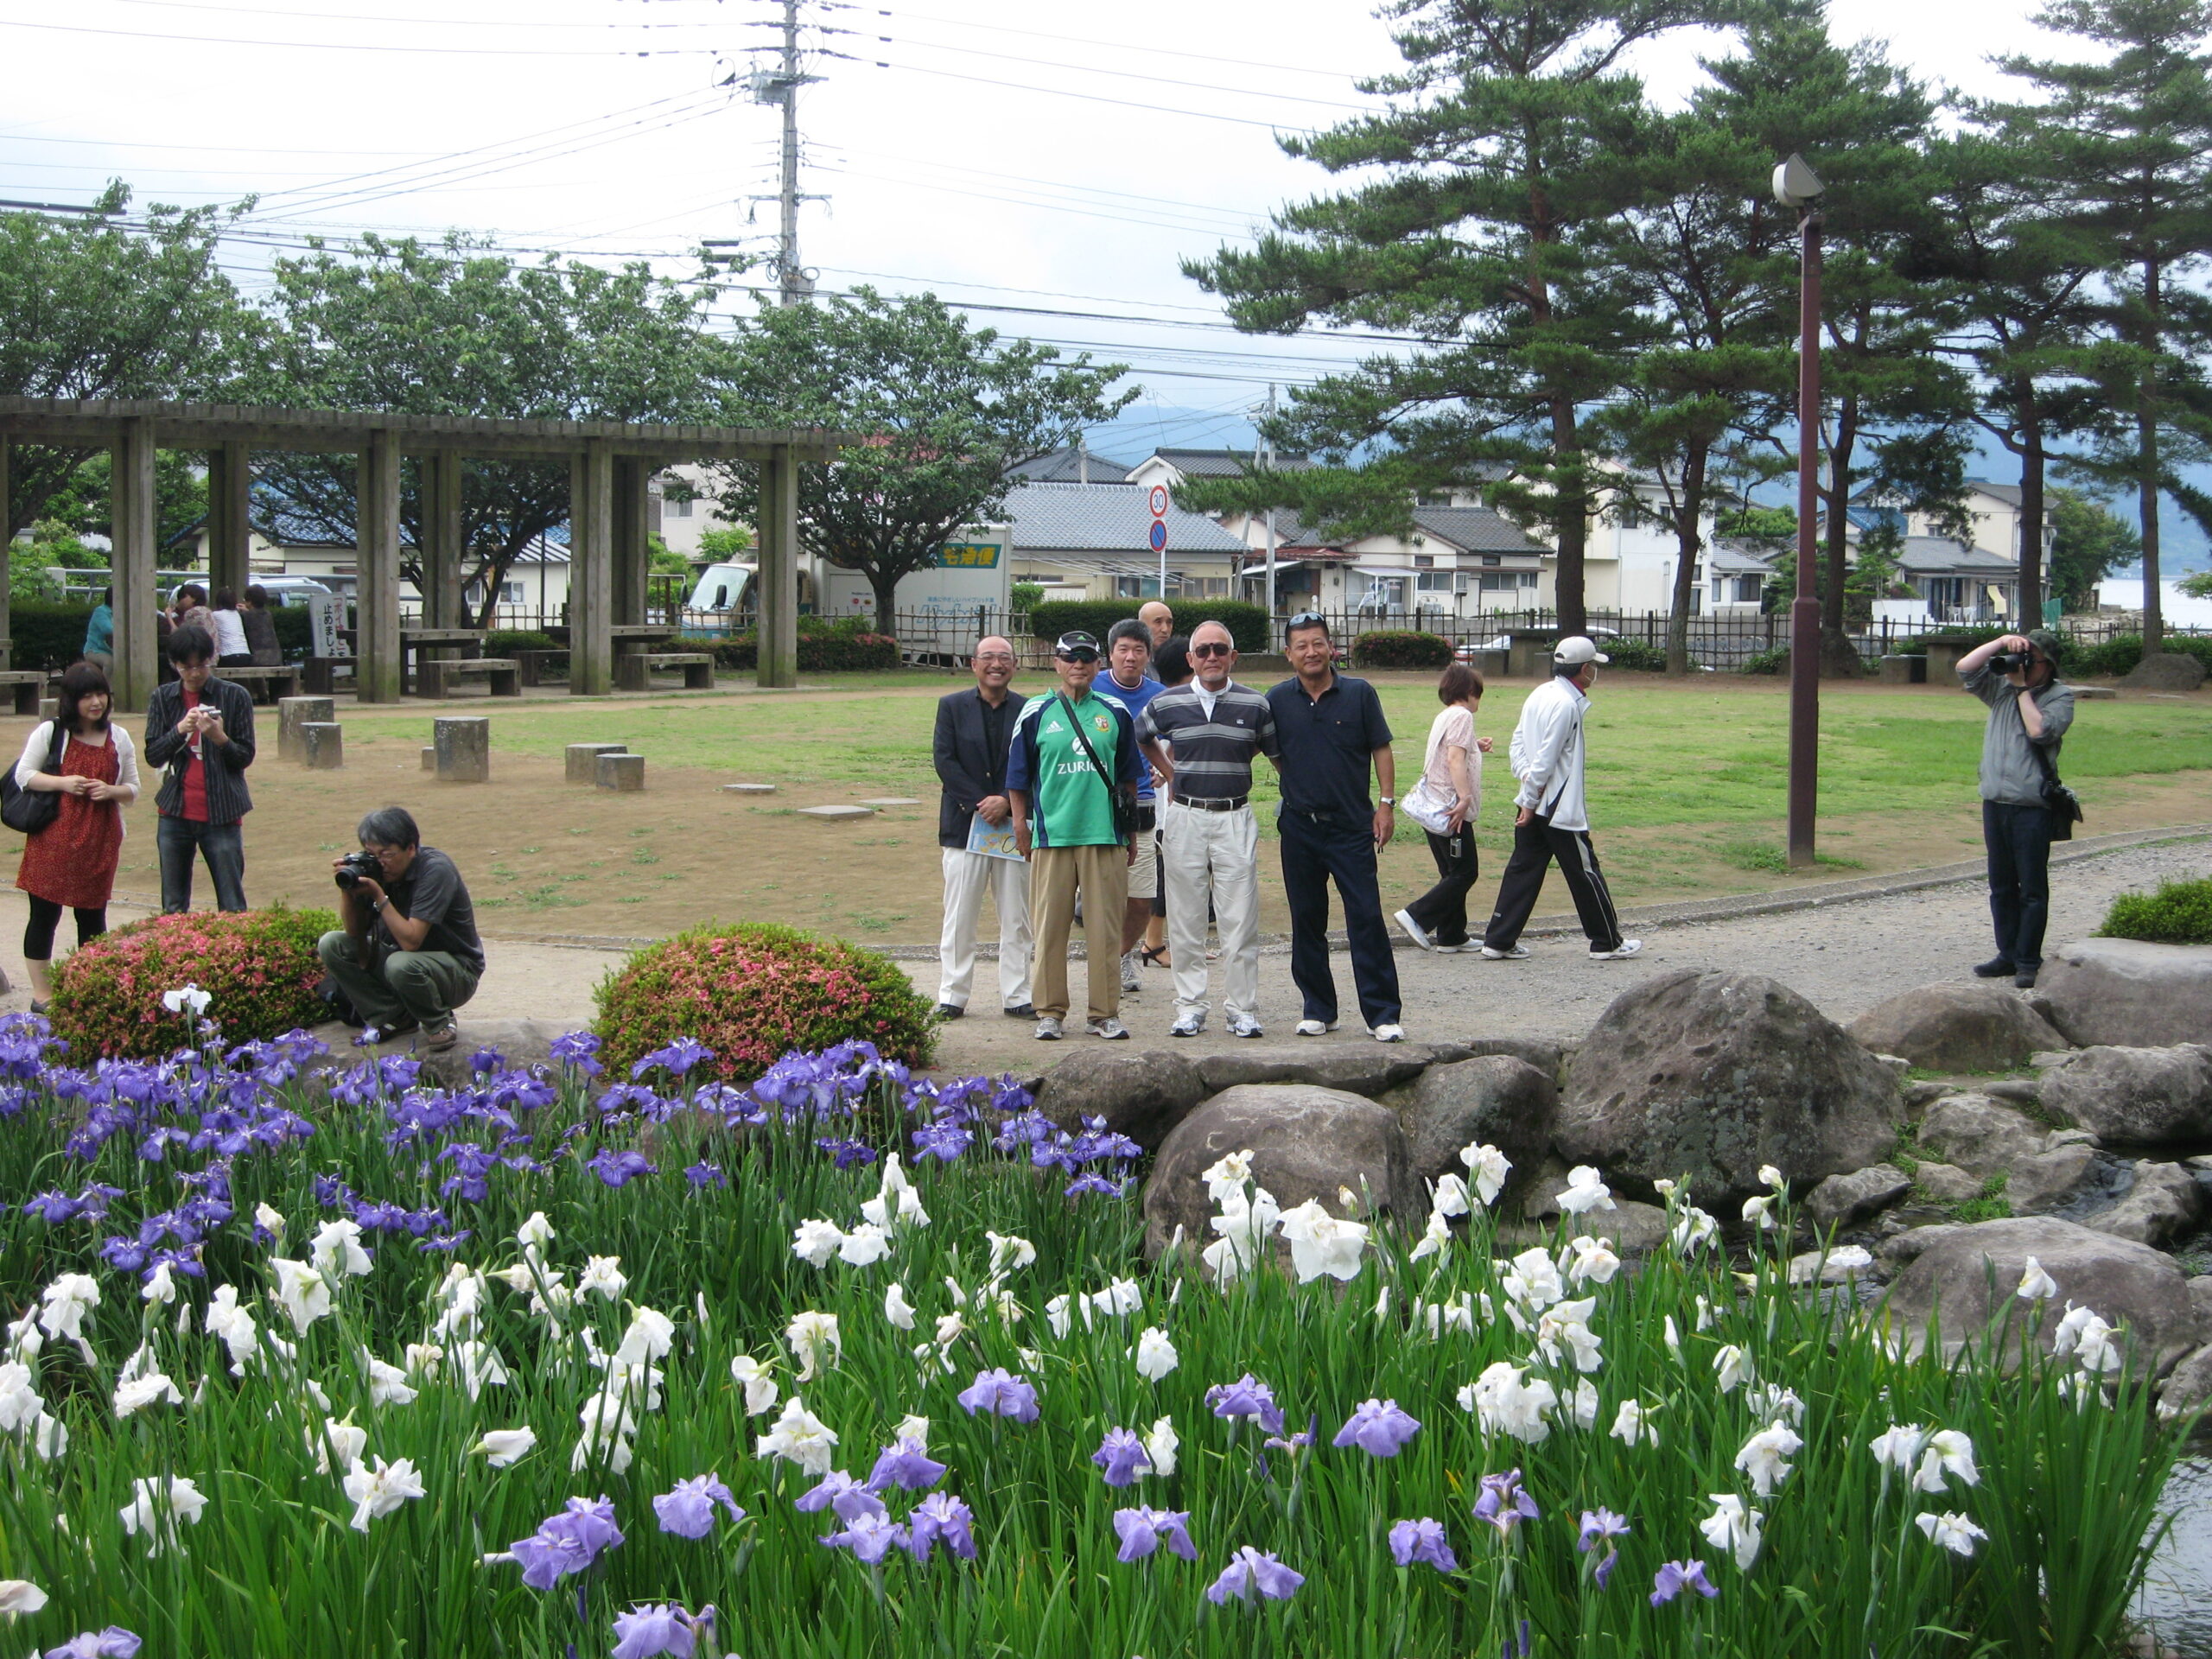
[1174,795,1249,813]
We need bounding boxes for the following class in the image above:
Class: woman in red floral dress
[15,663,141,1011]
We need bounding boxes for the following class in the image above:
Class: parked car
[251,575,333,607]
[1454,625,1619,663]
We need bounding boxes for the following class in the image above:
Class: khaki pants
[1028,842,1128,1022]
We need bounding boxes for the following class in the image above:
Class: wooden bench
[616,652,715,692]
[302,657,355,695]
[0,671,46,715]
[418,658,520,698]
[217,664,302,704]
[515,649,569,687]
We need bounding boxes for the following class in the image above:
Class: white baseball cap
[1554,635,1611,665]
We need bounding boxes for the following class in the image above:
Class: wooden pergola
[0,397,852,710]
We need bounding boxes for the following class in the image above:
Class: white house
[1002,480,1249,601]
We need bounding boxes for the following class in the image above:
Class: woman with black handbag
[11,663,141,1011]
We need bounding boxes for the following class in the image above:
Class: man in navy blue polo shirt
[1266,613,1404,1041]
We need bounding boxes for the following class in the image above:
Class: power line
[103,0,748,29]
[0,15,718,55]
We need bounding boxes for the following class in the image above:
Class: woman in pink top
[1393,661,1491,951]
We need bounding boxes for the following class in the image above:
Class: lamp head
[1772,152,1825,210]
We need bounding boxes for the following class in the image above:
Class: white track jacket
[1508,675,1592,832]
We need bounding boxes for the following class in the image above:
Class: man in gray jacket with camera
[1957,629,2075,989]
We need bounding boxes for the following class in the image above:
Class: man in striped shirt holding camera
[1136,620,1281,1039]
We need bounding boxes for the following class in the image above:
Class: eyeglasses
[973,652,1016,663]
[1191,641,1232,658]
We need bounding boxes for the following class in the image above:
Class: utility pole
[1256,383,1279,632]
[1774,154,1825,871]
[744,0,819,305]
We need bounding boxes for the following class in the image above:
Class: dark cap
[1054,631,1101,661]
[2026,627,2064,665]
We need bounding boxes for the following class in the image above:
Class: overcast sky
[0,0,2105,464]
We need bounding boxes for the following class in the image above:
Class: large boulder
[1141,1084,1423,1261]
[368,1017,574,1089]
[2120,651,2208,690]
[1192,1046,1440,1100]
[2082,1160,2209,1249]
[1382,1056,1555,1201]
[1033,1049,1206,1152]
[2035,939,2212,1050]
[2008,1144,2104,1214]
[2039,1044,2212,1146]
[1916,1094,2046,1177]
[1880,1217,2202,1371]
[1557,970,1899,1202]
[1847,984,2068,1074]
[1806,1164,1912,1230]
[1454,1037,1566,1078]
[2157,1344,2212,1433]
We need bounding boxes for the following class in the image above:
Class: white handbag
[1399,778,1457,836]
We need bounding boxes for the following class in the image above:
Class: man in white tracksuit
[1478,635,1641,962]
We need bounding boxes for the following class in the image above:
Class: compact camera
[334,849,383,890]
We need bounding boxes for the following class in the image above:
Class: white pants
[938,848,1033,1009]
[1161,801,1261,1020]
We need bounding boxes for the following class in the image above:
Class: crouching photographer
[1956,629,2076,990]
[316,806,485,1052]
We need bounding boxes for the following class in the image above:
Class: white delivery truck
[682,531,1013,658]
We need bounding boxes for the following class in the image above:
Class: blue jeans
[157,817,247,913]
[1278,806,1401,1028]
[1983,800,2054,969]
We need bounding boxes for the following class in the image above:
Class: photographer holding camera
[315,806,484,1052]
[1956,629,2075,989]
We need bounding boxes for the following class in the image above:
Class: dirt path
[11,833,2197,1071]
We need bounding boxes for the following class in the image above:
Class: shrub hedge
[2067,632,2212,678]
[1348,629,1454,669]
[486,629,562,656]
[1027,600,1269,653]
[1742,645,1789,676]
[594,921,935,1083]
[713,624,899,671]
[1596,638,1675,671]
[10,601,95,671]
[49,906,338,1058]
[2097,877,2212,945]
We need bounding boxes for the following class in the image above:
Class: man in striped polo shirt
[1136,620,1280,1038]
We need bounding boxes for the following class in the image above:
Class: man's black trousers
[1480,812,1624,953]
[1278,807,1402,1028]
[1983,800,2055,969]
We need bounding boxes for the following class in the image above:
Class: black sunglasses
[1056,648,1099,664]
[1286,612,1326,631]
[1191,641,1232,658]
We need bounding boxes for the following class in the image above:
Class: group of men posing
[931,604,1639,1043]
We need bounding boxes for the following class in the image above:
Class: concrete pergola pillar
[111,417,159,713]
[568,442,613,696]
[357,430,404,702]
[757,444,798,689]
[0,433,12,671]
[206,440,251,601]
[424,449,465,628]
[613,456,651,626]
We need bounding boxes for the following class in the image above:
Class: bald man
[931,636,1033,1020]
[1139,601,1174,650]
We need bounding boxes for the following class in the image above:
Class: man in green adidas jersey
[1007,631,1145,1041]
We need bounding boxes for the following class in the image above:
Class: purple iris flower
[22,1191,79,1225]
[905,1492,978,1564]
[814,1135,879,1170]
[795,1471,888,1524]
[1579,1510,1630,1589]
[507,1496,624,1591]
[469,1046,506,1077]
[1332,1398,1421,1459]
[1205,1375,1286,1435]
[416,1231,471,1254]
[1389,1517,1459,1573]
[550,1030,605,1077]
[632,1037,715,1080]
[588,1148,657,1188]
[1205,1547,1305,1605]
[957,1369,1040,1424]
[867,1439,948,1493]
[1113,1506,1197,1563]
[911,1121,971,1163]
[98,1236,149,1274]
[1065,1174,1128,1198]
[652,1475,746,1539]
[823,1512,908,1564]
[1650,1560,1719,1607]
[1473,1470,1541,1537]
[608,1604,696,1659]
[683,1161,727,1189]
[1091,1427,1153,1488]
[42,1629,142,1659]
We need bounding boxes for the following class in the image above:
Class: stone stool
[278,696,335,762]
[421,747,436,771]
[595,753,645,792]
[567,742,627,783]
[435,716,491,784]
[302,723,344,770]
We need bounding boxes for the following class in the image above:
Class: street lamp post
[1774,153,1825,871]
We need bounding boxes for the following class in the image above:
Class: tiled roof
[1007,446,1133,483]
[1895,537,2018,574]
[1007,481,1250,555]
[1131,448,1316,480]
[1410,506,1546,555]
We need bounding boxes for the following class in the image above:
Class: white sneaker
[1226,1013,1265,1039]
[1372,1023,1406,1044]
[1392,909,1434,951]
[1168,1011,1205,1038]
[1121,950,1143,993]
[1433,943,1468,954]
[1294,1019,1338,1037]
[1089,1016,1130,1040]
[1480,943,1530,961]
[1590,938,1643,960]
[1033,1016,1065,1041]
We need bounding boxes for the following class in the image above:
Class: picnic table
[610,625,677,656]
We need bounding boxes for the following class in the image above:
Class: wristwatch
[1378,795,1395,805]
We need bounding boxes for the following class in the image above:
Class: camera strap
[1055,692,1133,838]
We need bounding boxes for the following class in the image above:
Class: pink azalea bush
[49,908,337,1058]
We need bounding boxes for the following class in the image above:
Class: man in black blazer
[931,636,1032,1020]
[143,626,257,912]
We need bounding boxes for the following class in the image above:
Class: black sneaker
[934,1003,964,1020]
[2013,966,2040,989]
[1971,957,2017,979]
[1002,1003,1034,1019]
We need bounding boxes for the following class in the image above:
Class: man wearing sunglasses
[1138,620,1280,1038]
[1267,612,1406,1042]
[1007,631,1146,1041]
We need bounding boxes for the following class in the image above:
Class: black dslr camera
[1988,648,2036,675]
[334,850,383,890]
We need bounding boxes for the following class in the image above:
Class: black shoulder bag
[2030,740,2083,842]
[1055,694,1139,842]
[0,722,67,835]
